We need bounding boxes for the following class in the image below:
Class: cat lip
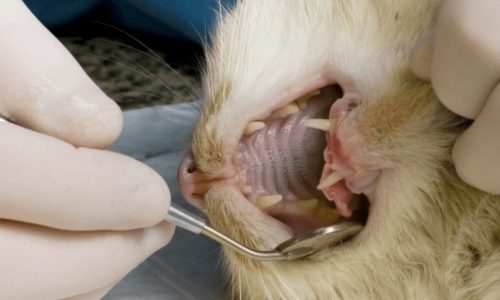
[318,106,381,216]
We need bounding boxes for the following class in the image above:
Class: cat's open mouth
[179,82,376,237]
[231,84,371,234]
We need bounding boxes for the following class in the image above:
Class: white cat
[178,1,500,298]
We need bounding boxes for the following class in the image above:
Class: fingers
[428,0,500,119]
[410,30,434,81]
[0,0,122,148]
[0,122,170,230]
[62,281,118,300]
[452,83,500,195]
[0,220,175,300]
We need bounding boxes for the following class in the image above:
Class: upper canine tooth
[256,194,283,209]
[317,171,344,190]
[302,119,331,131]
[244,121,265,136]
[273,103,299,118]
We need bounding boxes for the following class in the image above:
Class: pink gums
[319,135,354,217]
[318,96,359,217]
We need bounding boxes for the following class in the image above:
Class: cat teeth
[317,171,344,190]
[296,198,319,213]
[242,185,253,194]
[297,90,320,109]
[272,103,300,118]
[256,194,283,209]
[244,121,265,136]
[297,96,310,109]
[317,206,339,221]
[302,118,331,132]
[296,199,340,221]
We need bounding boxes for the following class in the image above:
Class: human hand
[411,0,500,194]
[0,1,174,299]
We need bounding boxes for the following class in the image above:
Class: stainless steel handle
[164,205,287,260]
[164,205,206,234]
[200,225,285,260]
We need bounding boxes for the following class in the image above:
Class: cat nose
[177,152,210,208]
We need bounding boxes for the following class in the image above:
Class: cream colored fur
[191,0,500,299]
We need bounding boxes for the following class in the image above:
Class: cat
[178,1,500,298]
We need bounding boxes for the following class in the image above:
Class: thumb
[410,30,435,81]
[452,83,500,195]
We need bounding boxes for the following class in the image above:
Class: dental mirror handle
[164,205,206,234]
[164,205,287,260]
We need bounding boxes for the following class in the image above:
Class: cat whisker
[255,263,273,299]
[89,22,200,99]
[115,48,190,101]
[77,50,173,91]
[117,91,170,103]
[94,38,197,91]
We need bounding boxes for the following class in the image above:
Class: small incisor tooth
[297,90,321,108]
[317,171,344,190]
[273,103,299,118]
[256,194,283,209]
[296,198,319,213]
[242,185,253,194]
[297,96,311,109]
[244,121,265,136]
[302,118,331,132]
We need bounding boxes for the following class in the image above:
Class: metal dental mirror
[165,205,364,261]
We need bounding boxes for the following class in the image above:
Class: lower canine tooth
[296,198,319,212]
[256,194,283,209]
[273,103,299,118]
[244,121,265,136]
[302,119,331,131]
[317,171,344,190]
[317,206,340,221]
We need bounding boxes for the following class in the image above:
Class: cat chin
[203,184,371,254]
[204,186,293,249]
